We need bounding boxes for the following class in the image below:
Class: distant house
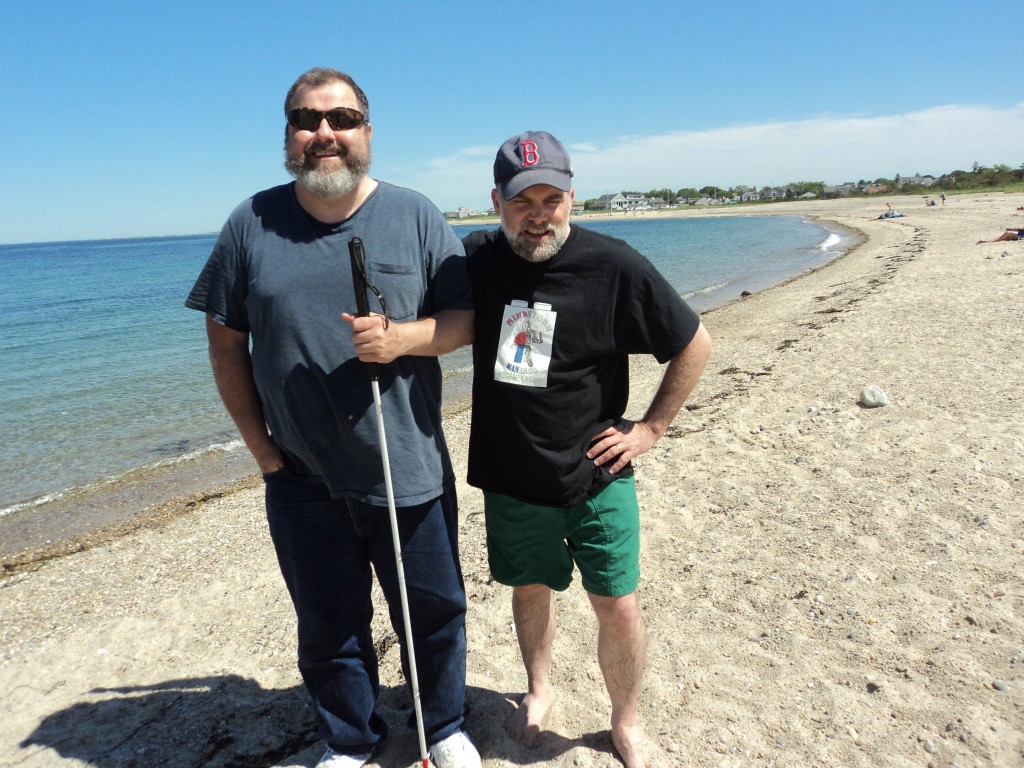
[592,192,650,211]
[648,197,668,209]
[798,191,817,200]
[823,184,856,197]
[592,193,627,211]
[443,207,474,220]
[898,174,937,188]
[571,199,585,214]
[740,188,760,202]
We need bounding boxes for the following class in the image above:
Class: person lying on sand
[976,228,1024,244]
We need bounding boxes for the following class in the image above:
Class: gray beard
[501,220,570,263]
[284,146,371,199]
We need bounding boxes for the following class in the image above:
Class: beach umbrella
[348,237,430,768]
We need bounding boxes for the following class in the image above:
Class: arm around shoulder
[399,308,475,357]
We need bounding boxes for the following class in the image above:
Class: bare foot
[611,723,662,768]
[509,688,554,747]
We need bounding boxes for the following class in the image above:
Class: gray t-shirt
[186,181,470,505]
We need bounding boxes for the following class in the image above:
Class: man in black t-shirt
[464,131,713,768]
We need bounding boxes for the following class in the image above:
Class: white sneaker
[429,730,481,768]
[315,747,372,767]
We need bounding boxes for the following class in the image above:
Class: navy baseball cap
[493,131,573,200]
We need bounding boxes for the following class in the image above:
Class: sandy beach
[2,193,1022,767]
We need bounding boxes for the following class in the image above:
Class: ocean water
[0,215,853,554]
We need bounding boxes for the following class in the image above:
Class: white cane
[349,237,430,768]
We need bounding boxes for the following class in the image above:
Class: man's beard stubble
[501,219,570,263]
[285,141,371,199]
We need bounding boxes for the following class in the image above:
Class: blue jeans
[265,471,468,754]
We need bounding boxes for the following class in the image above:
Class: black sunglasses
[287,107,366,132]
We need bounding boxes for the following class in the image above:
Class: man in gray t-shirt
[186,68,479,768]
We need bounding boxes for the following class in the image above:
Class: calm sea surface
[0,215,854,554]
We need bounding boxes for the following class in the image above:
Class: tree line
[585,162,1024,208]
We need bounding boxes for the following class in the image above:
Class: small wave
[818,233,842,251]
[150,439,246,468]
[0,438,246,520]
[1,491,69,519]
[682,280,732,299]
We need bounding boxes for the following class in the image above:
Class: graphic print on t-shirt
[495,300,557,387]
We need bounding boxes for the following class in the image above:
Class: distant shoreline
[448,191,952,228]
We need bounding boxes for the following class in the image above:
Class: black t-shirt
[465,224,701,506]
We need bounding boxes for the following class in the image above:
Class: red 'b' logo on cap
[521,141,539,167]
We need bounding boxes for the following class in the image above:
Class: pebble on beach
[859,385,890,408]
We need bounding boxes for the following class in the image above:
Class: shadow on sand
[19,674,615,767]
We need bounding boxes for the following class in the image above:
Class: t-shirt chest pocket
[366,262,422,322]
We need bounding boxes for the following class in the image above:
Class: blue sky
[2,1,1021,244]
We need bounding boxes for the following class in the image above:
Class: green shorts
[483,476,640,598]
